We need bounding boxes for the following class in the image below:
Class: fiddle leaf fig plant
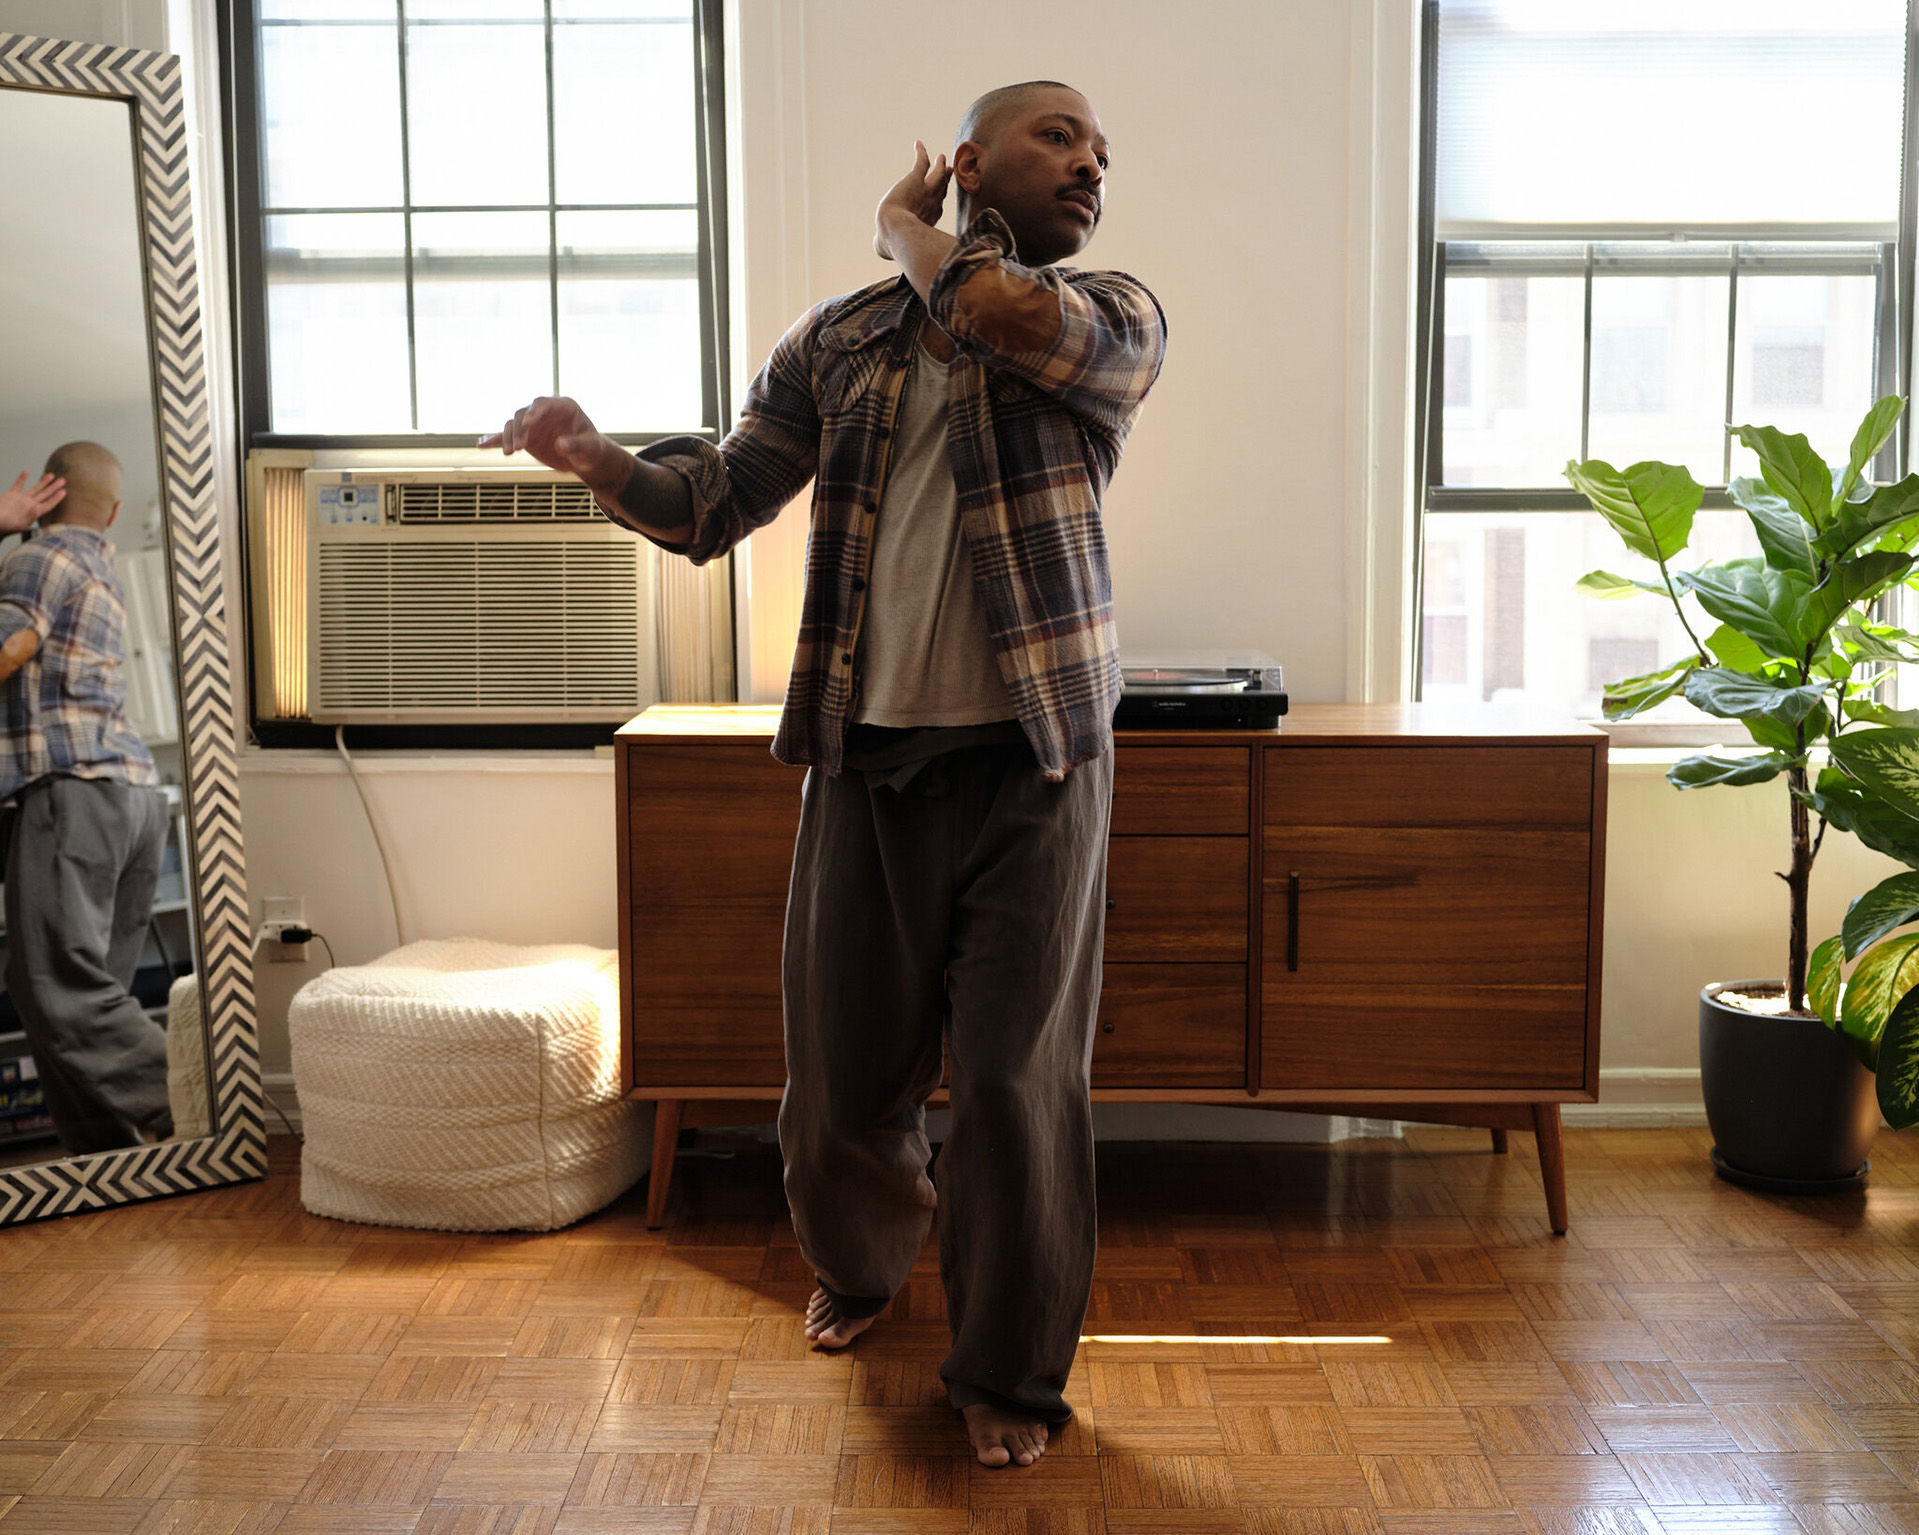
[1569,395,1919,1129]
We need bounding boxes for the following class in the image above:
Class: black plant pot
[1699,980,1880,1193]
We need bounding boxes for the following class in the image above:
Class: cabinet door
[1262,747,1594,1091]
[626,745,800,1086]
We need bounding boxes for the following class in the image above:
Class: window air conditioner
[250,463,731,724]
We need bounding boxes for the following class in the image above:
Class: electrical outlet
[262,895,307,962]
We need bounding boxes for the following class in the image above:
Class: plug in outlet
[262,896,308,962]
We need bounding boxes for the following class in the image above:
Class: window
[223,0,728,446]
[1416,1,1912,736]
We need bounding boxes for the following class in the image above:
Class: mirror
[0,37,263,1219]
[0,88,193,1164]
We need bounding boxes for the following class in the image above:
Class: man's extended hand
[481,394,693,540]
[0,471,65,534]
[875,140,951,262]
[479,397,631,496]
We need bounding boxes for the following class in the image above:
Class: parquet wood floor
[1,1124,1916,1533]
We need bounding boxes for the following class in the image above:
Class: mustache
[1057,182,1102,215]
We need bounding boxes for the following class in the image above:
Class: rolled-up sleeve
[615,306,827,566]
[927,209,1167,434]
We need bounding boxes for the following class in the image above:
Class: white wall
[13,0,1884,1133]
[240,756,619,1076]
[727,0,1375,701]
[783,1,1358,688]
[1603,759,1902,1113]
[0,2,165,52]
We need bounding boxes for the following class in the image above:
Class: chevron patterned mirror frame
[0,32,264,1222]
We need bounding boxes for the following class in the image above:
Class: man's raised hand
[875,140,951,262]
[479,397,628,494]
[0,471,65,534]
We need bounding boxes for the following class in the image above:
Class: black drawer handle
[1105,896,1117,911]
[1287,871,1300,972]
[1101,1021,1115,1034]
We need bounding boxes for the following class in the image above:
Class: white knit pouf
[288,939,652,1232]
[165,974,210,1141]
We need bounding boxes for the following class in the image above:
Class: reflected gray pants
[778,736,1112,1425]
[4,776,171,1153]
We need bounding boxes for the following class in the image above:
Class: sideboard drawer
[1094,963,1245,1087]
[1104,837,1247,961]
[1112,747,1249,835]
[1265,746,1594,829]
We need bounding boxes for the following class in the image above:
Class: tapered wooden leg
[1491,1128,1509,1155]
[1531,1102,1567,1235]
[646,1099,684,1230]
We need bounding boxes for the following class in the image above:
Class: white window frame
[1411,0,1919,743]
[221,0,731,452]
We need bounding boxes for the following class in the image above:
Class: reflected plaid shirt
[627,210,1167,780]
[0,524,157,801]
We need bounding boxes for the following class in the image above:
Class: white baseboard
[1561,1068,1706,1127]
[263,1073,302,1134]
[1387,1070,1708,1132]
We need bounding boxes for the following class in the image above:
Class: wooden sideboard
[616,703,1608,1234]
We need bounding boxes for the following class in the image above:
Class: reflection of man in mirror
[0,441,173,1153]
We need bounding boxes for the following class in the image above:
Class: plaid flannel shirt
[0,525,157,801]
[629,209,1167,780]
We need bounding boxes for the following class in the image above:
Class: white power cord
[334,725,408,948]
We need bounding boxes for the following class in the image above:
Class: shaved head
[949,81,1108,266]
[955,80,1078,152]
[43,441,122,530]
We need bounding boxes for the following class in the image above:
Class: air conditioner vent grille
[393,480,602,523]
[315,540,643,715]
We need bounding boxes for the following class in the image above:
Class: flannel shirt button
[852,578,866,591]
[841,653,853,666]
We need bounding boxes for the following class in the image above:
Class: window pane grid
[1428,241,1887,722]
[544,0,560,435]
[1418,1,1912,732]
[1435,240,1886,495]
[1420,508,1767,727]
[261,204,700,214]
[394,4,417,429]
[255,2,705,436]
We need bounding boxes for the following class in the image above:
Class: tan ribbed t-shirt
[850,338,1015,727]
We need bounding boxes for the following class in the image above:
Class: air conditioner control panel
[317,482,381,527]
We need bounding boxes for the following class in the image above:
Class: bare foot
[962,1401,1049,1467]
[803,1286,875,1350]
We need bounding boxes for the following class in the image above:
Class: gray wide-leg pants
[778,736,1112,1425]
[4,776,172,1153]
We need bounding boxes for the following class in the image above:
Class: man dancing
[487,81,1165,1466]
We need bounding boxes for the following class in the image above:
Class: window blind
[1435,0,1909,240]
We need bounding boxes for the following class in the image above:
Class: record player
[1115,649,1288,730]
